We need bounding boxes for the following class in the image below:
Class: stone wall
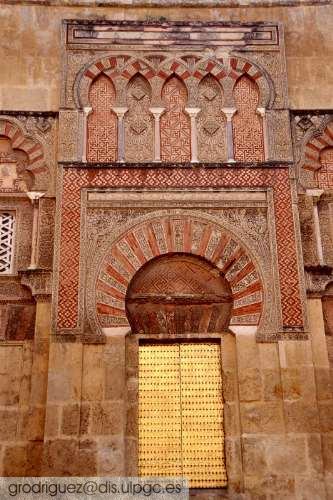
[0,3,332,110]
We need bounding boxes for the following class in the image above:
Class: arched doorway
[126,253,231,488]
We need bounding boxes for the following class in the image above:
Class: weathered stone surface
[96,436,124,475]
[284,401,320,433]
[322,434,333,472]
[240,401,285,434]
[265,435,307,474]
[262,369,283,400]
[238,367,262,402]
[61,403,80,436]
[295,475,327,500]
[0,409,18,440]
[3,443,43,476]
[90,402,124,436]
[242,436,267,476]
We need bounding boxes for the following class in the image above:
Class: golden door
[138,342,227,488]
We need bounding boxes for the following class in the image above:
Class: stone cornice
[1,0,330,7]
[60,161,293,169]
[0,110,58,117]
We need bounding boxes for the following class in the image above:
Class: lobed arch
[303,121,333,172]
[0,119,48,191]
[75,53,273,110]
[92,214,265,336]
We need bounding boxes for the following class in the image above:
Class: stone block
[244,474,295,500]
[42,439,97,476]
[125,336,139,371]
[18,406,45,441]
[90,401,124,436]
[224,437,242,480]
[223,402,240,437]
[295,475,327,500]
[318,401,333,432]
[82,345,104,402]
[96,436,124,475]
[236,333,260,370]
[0,409,18,440]
[125,437,138,476]
[325,472,333,500]
[242,435,267,476]
[105,364,126,401]
[44,405,60,438]
[30,341,50,406]
[3,442,43,476]
[281,368,302,400]
[279,339,313,368]
[284,401,320,433]
[221,333,237,370]
[298,366,317,402]
[262,369,282,400]
[259,341,279,370]
[126,375,138,404]
[238,367,262,402]
[47,343,83,404]
[61,403,80,436]
[0,346,23,406]
[322,434,333,472]
[240,401,284,434]
[315,367,333,400]
[222,368,237,402]
[104,337,125,366]
[307,433,324,475]
[308,298,330,368]
[265,434,307,475]
[79,402,90,436]
[126,403,138,438]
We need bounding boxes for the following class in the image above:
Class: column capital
[113,107,128,118]
[26,191,45,203]
[306,189,324,203]
[19,269,52,299]
[256,107,266,118]
[222,107,237,121]
[149,107,165,118]
[185,107,201,118]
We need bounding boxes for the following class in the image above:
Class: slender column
[307,189,324,265]
[113,107,128,162]
[26,192,45,270]
[185,107,201,163]
[149,107,165,162]
[82,106,92,162]
[257,107,268,160]
[222,107,237,163]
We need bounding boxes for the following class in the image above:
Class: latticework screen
[139,342,227,488]
[0,212,15,274]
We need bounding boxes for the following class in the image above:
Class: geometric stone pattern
[160,76,191,162]
[161,76,191,162]
[0,212,15,274]
[303,121,333,173]
[97,216,263,328]
[87,75,118,162]
[124,74,154,162]
[0,119,48,191]
[232,76,264,162]
[77,54,271,164]
[57,166,303,332]
[316,147,333,189]
[197,75,227,162]
[127,254,233,334]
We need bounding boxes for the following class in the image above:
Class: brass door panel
[138,342,227,488]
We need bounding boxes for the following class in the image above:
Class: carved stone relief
[124,74,154,162]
